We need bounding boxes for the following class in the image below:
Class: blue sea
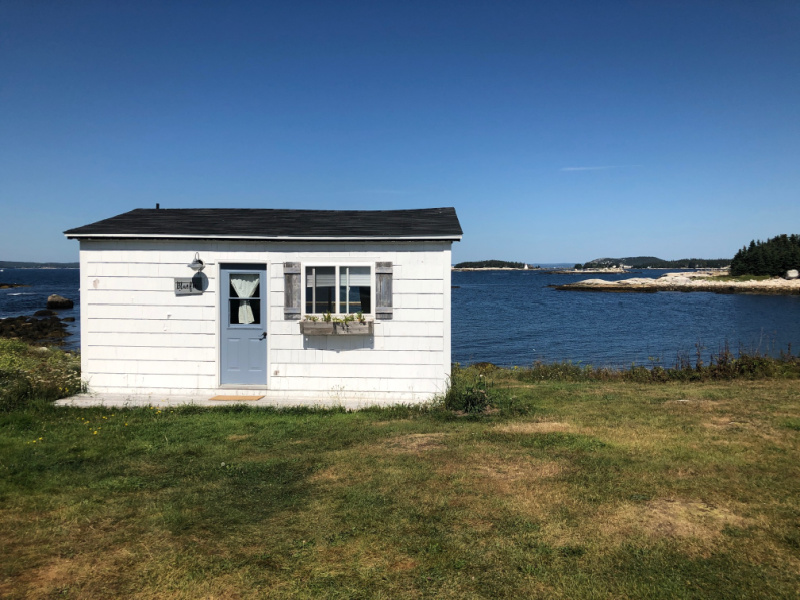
[452,268,800,368]
[2,268,799,367]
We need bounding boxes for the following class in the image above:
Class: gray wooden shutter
[375,262,393,320]
[283,262,301,320]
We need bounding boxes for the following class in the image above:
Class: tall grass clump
[0,338,83,412]
[441,364,497,412]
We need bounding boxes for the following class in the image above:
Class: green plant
[322,312,332,323]
[505,345,800,384]
[442,365,495,413]
[0,339,84,411]
[303,315,319,322]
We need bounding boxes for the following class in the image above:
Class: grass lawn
[2,375,800,598]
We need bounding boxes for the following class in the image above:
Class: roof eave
[65,233,462,242]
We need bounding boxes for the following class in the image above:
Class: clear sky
[1,1,798,264]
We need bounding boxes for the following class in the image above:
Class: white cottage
[64,207,462,405]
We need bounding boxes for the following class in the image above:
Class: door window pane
[229,299,261,325]
[229,274,260,325]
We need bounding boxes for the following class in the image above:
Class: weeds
[442,364,497,412]
[0,339,83,412]
[502,344,800,384]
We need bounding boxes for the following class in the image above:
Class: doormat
[209,395,264,402]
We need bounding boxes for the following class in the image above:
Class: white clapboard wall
[79,239,452,404]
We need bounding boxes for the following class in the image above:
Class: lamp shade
[188,253,205,271]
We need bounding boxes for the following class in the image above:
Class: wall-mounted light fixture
[188,252,205,272]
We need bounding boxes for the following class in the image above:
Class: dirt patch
[384,433,447,453]
[309,465,345,484]
[704,417,749,430]
[1,546,137,599]
[227,434,251,441]
[643,499,747,540]
[666,398,731,413]
[455,453,568,512]
[602,499,750,551]
[314,541,418,575]
[388,557,418,572]
[493,421,573,434]
[474,455,563,482]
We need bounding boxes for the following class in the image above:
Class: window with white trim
[305,265,372,314]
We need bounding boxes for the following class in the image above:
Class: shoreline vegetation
[2,341,800,597]
[555,270,800,295]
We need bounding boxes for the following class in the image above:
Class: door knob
[259,332,267,340]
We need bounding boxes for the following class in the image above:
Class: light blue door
[220,265,267,385]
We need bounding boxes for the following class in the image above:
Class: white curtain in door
[230,274,259,324]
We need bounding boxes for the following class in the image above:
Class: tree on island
[730,234,800,277]
[454,260,528,269]
[574,257,730,270]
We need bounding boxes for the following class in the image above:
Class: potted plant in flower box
[299,312,374,335]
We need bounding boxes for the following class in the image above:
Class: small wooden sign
[175,277,203,295]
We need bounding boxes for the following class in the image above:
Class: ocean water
[2,268,799,366]
[0,268,81,349]
[452,269,800,367]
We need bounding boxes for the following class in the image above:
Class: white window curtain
[231,274,259,324]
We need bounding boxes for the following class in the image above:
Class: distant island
[0,261,79,269]
[557,235,800,295]
[575,256,730,270]
[453,260,537,269]
[454,256,732,271]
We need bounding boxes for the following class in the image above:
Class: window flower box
[299,321,374,336]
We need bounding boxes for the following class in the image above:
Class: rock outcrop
[554,271,800,295]
[47,294,74,309]
[0,315,71,345]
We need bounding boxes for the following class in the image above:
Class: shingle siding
[77,238,453,404]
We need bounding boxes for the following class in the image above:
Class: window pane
[305,266,335,313]
[339,266,371,314]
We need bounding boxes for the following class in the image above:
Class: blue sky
[1,1,798,263]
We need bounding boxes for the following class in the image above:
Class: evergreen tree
[730,234,800,276]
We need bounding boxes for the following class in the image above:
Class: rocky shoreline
[0,311,74,346]
[553,272,800,295]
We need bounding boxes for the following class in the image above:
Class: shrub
[442,365,495,413]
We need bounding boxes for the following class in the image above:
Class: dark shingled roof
[65,207,462,241]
